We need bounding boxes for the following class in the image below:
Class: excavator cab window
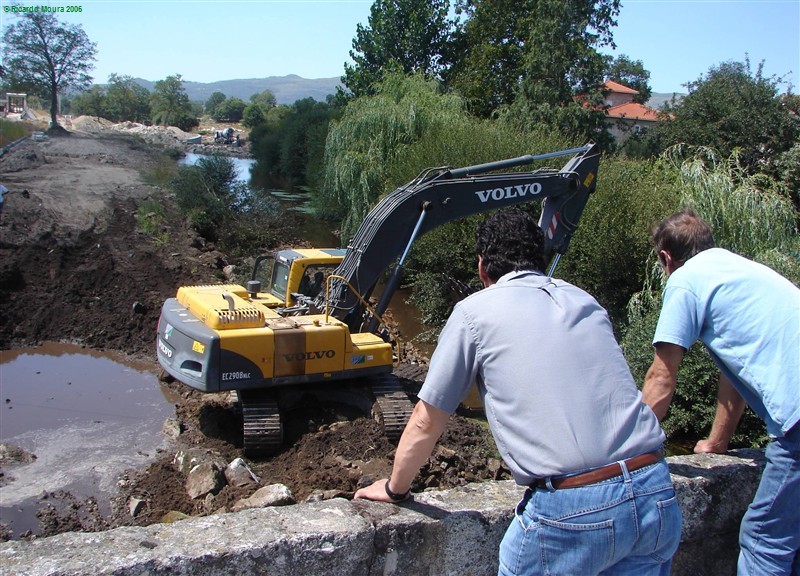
[270,261,290,301]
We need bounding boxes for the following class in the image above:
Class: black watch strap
[385,479,410,502]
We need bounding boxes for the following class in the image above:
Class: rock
[224,457,259,487]
[173,448,224,475]
[162,418,182,440]
[161,510,190,523]
[232,483,295,511]
[131,301,147,314]
[0,443,36,465]
[128,497,145,517]
[304,489,325,503]
[186,462,225,500]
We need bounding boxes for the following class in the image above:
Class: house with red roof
[601,81,665,143]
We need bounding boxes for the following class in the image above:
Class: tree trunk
[49,80,60,129]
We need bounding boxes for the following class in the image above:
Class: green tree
[105,74,150,122]
[150,74,198,131]
[71,85,107,119]
[249,98,336,188]
[341,0,455,98]
[323,73,467,236]
[213,97,246,122]
[603,54,651,104]
[647,58,799,174]
[503,0,620,148]
[250,89,277,110]
[241,89,277,128]
[242,104,266,128]
[445,0,534,117]
[2,11,97,129]
[204,91,226,116]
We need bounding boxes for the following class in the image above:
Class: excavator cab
[250,248,347,311]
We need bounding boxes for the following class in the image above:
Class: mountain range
[132,74,680,110]
[133,75,342,106]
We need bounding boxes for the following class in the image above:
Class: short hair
[476,209,547,281]
[651,209,715,264]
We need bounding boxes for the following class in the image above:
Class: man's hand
[354,479,397,502]
[694,438,729,454]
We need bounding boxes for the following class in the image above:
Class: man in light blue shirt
[357,209,680,575]
[643,209,800,575]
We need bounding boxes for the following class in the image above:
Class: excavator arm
[322,143,601,331]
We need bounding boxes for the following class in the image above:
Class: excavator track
[370,373,414,441]
[233,390,284,456]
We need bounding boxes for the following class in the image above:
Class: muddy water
[0,342,176,537]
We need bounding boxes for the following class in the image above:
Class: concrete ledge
[0,450,764,576]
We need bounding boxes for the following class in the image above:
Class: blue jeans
[498,459,681,576]
[738,422,800,575]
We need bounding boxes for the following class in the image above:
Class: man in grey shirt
[356,209,680,575]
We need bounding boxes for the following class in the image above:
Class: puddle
[0,343,177,538]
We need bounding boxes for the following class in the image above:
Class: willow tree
[2,11,97,130]
[321,73,467,238]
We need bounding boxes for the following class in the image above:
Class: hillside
[127,75,680,110]
[647,92,684,110]
[133,75,341,105]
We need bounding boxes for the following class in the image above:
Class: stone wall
[0,450,764,576]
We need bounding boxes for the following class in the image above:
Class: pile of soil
[0,127,506,541]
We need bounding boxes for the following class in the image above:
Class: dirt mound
[71,115,114,133]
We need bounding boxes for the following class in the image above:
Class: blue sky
[1,0,798,95]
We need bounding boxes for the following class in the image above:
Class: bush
[170,154,287,255]
[135,198,169,245]
[555,156,680,327]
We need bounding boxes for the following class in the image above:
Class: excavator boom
[324,143,600,329]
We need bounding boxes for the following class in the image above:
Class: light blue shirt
[654,248,800,436]
[418,270,665,485]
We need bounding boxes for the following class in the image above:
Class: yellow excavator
[156,143,601,454]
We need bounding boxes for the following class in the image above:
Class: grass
[0,119,31,147]
[135,198,170,245]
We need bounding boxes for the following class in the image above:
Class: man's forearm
[353,399,449,501]
[696,374,746,453]
[642,343,685,421]
[388,400,449,493]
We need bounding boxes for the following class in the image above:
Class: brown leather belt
[534,449,664,490]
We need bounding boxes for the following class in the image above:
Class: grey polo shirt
[418,270,665,485]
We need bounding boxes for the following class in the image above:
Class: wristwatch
[385,478,410,502]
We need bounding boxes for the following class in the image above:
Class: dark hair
[651,209,715,264]
[476,209,547,281]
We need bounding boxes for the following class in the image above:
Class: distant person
[307,271,324,298]
[0,184,8,215]
[642,209,800,575]
[356,209,681,575]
